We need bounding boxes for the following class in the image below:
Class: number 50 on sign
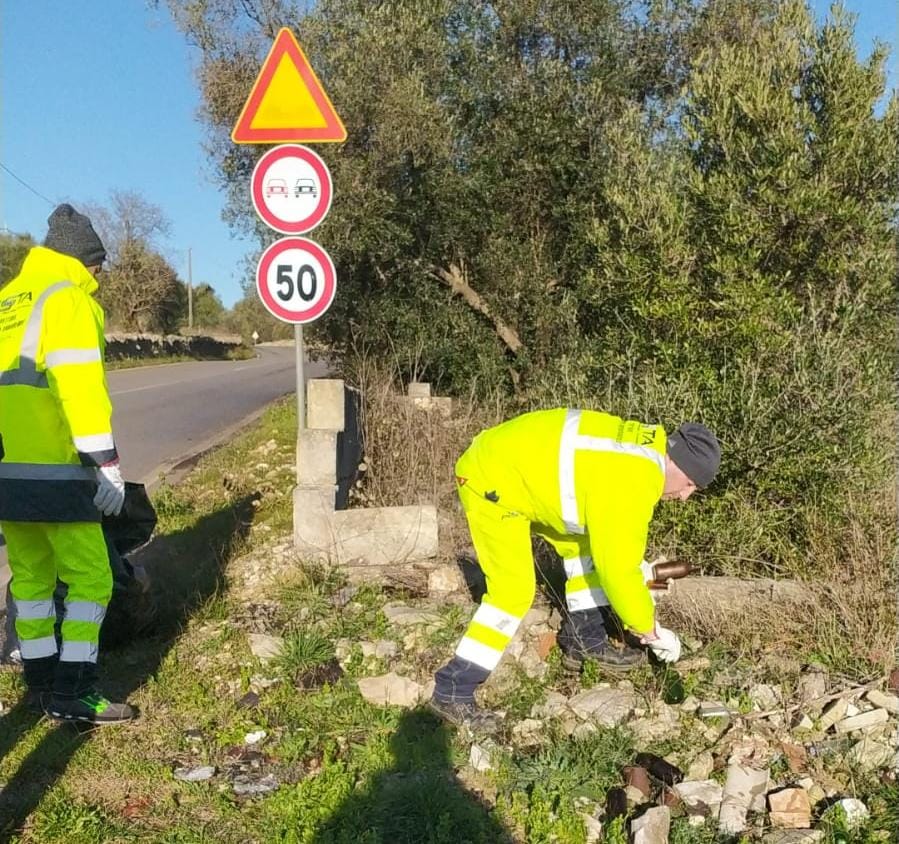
[256,237,337,324]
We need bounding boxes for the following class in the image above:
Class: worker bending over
[430,409,720,730]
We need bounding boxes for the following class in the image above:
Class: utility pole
[187,247,194,329]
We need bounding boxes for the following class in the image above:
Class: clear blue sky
[1,1,895,309]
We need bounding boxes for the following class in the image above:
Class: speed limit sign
[256,237,336,324]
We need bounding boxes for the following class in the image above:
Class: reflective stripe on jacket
[458,408,666,633]
[0,247,115,522]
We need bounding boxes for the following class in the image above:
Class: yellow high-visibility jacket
[0,247,116,522]
[460,408,666,633]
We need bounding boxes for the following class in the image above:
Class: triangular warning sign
[232,28,346,144]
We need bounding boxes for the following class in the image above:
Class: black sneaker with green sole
[45,692,137,725]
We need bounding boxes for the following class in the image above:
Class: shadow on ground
[0,494,256,838]
[310,708,511,844]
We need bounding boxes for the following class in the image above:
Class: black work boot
[428,696,502,734]
[45,691,137,726]
[559,608,645,672]
[23,687,50,714]
[560,642,645,673]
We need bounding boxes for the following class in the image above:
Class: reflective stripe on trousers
[454,601,524,671]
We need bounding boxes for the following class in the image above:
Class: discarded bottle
[622,765,652,798]
[660,669,686,705]
[634,752,684,786]
[605,786,628,820]
[646,559,693,590]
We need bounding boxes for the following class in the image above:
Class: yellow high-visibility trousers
[2,520,111,665]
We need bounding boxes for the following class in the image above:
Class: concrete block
[411,395,452,416]
[834,708,889,734]
[307,379,345,430]
[330,505,438,566]
[407,382,431,398]
[293,485,336,561]
[296,430,338,485]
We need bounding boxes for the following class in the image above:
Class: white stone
[580,812,603,844]
[829,798,869,829]
[817,698,848,731]
[469,743,493,772]
[796,673,827,706]
[631,806,670,844]
[845,735,895,771]
[673,780,723,816]
[511,719,545,747]
[248,633,283,663]
[374,639,398,659]
[763,831,824,844]
[531,691,570,719]
[427,564,464,594]
[383,604,442,626]
[174,765,216,782]
[750,683,781,711]
[357,672,428,707]
[685,751,715,782]
[244,730,267,745]
[718,764,769,835]
[568,687,635,726]
[865,689,899,714]
[834,708,889,734]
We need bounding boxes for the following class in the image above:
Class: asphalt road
[0,344,328,606]
[110,344,326,486]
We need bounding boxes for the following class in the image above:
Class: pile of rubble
[337,597,897,842]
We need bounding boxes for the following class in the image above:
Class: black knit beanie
[667,423,721,488]
[44,204,107,268]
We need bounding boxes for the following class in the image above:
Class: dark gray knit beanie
[667,423,721,488]
[44,203,106,268]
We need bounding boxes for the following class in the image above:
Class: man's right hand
[639,625,682,663]
[94,461,125,516]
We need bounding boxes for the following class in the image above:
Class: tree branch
[428,262,523,355]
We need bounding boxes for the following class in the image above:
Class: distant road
[111,344,326,486]
[0,345,328,606]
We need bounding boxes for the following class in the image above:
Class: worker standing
[0,204,135,724]
[430,409,720,731]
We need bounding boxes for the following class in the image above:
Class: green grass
[1,395,895,842]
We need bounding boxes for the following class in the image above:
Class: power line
[0,161,55,207]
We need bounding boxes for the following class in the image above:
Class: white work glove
[94,461,125,516]
[639,625,682,663]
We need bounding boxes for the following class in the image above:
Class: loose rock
[568,687,635,726]
[631,805,670,844]
[718,764,769,835]
[248,633,283,662]
[357,672,428,707]
[768,787,812,829]
[469,743,493,772]
[382,604,441,626]
[174,765,215,782]
[865,689,898,714]
[673,780,723,817]
[834,709,889,734]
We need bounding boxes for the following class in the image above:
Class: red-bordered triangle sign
[232,28,346,144]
